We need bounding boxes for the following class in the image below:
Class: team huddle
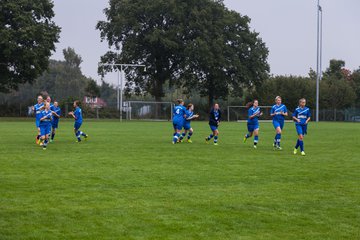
[32,95,89,150]
[172,96,311,156]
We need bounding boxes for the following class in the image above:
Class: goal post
[227,106,273,122]
[125,101,173,121]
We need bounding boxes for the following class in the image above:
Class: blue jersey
[52,106,61,123]
[209,108,221,126]
[49,103,55,111]
[271,104,287,122]
[173,105,186,123]
[292,106,311,125]
[74,107,83,124]
[247,107,261,125]
[34,103,44,121]
[39,110,52,126]
[184,110,194,124]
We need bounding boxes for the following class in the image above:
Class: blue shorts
[40,124,51,136]
[52,121,59,129]
[247,123,259,132]
[296,124,307,135]
[210,125,218,132]
[74,122,82,131]
[35,119,40,128]
[183,122,191,131]
[173,122,183,131]
[273,120,284,130]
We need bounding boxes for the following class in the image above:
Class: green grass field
[0,119,359,239]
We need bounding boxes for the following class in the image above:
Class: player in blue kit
[39,102,52,150]
[44,95,55,138]
[46,96,54,110]
[205,103,221,145]
[270,96,288,150]
[243,100,263,148]
[32,95,44,144]
[68,100,88,142]
[172,99,186,144]
[50,101,61,142]
[179,103,199,143]
[292,98,311,156]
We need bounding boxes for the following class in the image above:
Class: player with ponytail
[179,103,199,143]
[243,99,263,148]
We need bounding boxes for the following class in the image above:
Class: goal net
[227,106,273,122]
[125,101,173,121]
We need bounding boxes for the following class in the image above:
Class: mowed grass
[0,119,359,240]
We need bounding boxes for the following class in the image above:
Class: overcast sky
[51,0,360,85]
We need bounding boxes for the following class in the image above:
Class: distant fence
[319,108,360,122]
[1,101,360,122]
[227,107,360,122]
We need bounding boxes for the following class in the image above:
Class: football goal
[125,101,173,121]
[227,106,273,122]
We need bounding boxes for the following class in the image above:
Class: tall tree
[254,76,315,111]
[321,60,356,109]
[0,0,60,92]
[99,80,117,107]
[323,59,345,81]
[350,67,360,107]
[2,48,94,103]
[97,0,269,105]
[63,47,83,70]
[97,0,184,101]
[85,79,101,97]
[182,0,269,106]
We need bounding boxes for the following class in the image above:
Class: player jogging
[179,103,199,143]
[50,101,61,142]
[32,95,44,144]
[292,98,311,156]
[172,99,186,144]
[270,96,288,150]
[205,103,221,145]
[39,102,52,150]
[243,100,263,148]
[68,100,88,142]
[46,96,54,110]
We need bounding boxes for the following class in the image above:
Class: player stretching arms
[32,95,44,144]
[172,99,186,144]
[205,103,221,145]
[179,103,199,143]
[270,96,288,150]
[68,100,88,142]
[243,100,263,148]
[292,98,311,156]
[50,101,61,142]
[39,102,52,150]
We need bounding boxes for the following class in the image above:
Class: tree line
[0,46,359,118]
[0,48,115,117]
[1,0,359,118]
[97,0,270,106]
[252,60,360,111]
